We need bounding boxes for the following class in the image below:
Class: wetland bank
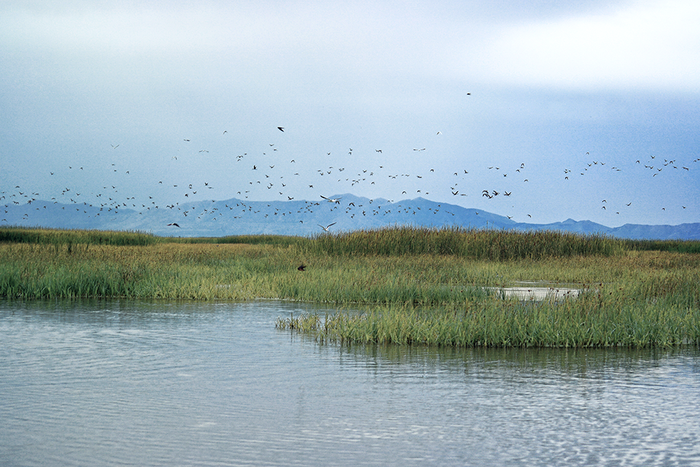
[2,225,699,348]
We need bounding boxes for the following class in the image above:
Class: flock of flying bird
[2,126,698,230]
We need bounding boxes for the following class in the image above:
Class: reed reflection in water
[1,299,699,466]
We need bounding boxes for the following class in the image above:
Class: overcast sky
[2,0,699,228]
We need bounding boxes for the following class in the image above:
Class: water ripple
[2,299,700,466]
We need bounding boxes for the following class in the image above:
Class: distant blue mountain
[3,194,699,240]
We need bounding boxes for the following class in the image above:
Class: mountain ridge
[3,194,699,240]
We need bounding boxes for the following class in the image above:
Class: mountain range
[3,194,699,240]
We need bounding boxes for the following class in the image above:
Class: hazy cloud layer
[2,0,698,228]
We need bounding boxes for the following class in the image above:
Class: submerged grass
[3,226,699,348]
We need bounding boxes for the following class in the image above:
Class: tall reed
[0,226,158,246]
[277,297,700,348]
[624,239,700,254]
[306,225,626,259]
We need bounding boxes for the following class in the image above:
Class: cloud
[472,0,700,91]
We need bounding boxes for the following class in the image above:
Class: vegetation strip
[2,225,699,348]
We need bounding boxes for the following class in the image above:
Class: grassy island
[1,225,699,348]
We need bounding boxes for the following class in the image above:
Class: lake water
[2,299,700,467]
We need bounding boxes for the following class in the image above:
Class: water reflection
[1,299,699,466]
[328,343,700,466]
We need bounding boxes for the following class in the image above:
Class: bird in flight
[277,127,284,132]
[320,195,341,204]
[167,223,180,228]
[318,222,336,232]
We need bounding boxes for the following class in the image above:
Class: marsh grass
[0,242,280,300]
[624,239,700,254]
[306,225,626,259]
[0,226,158,246]
[170,234,312,248]
[277,295,700,348]
[3,226,699,347]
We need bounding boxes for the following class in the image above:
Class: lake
[1,299,699,466]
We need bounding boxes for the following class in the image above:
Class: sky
[2,0,699,228]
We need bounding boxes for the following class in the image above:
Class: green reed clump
[310,225,468,256]
[306,226,625,259]
[0,260,139,299]
[624,238,700,254]
[0,226,158,246]
[279,293,700,348]
[170,234,312,248]
[0,243,279,300]
[216,235,312,247]
[273,253,501,305]
[277,277,490,306]
[630,272,700,309]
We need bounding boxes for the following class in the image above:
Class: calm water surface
[1,299,699,466]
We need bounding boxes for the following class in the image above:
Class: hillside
[3,195,699,240]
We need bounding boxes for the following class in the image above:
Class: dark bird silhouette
[297,264,306,271]
[277,127,284,132]
[167,223,180,228]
